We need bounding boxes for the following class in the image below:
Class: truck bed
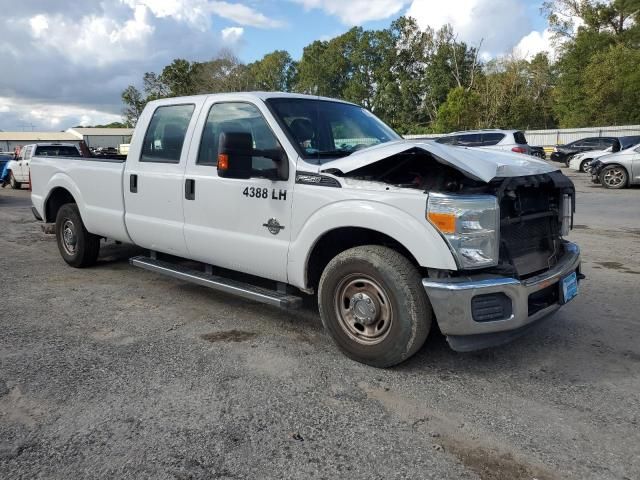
[30,155,131,243]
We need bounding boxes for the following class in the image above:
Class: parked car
[434,129,532,155]
[30,92,581,367]
[550,137,620,164]
[568,136,640,173]
[4,143,80,189]
[530,146,546,159]
[590,142,640,189]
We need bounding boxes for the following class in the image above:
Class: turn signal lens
[217,153,229,170]
[427,212,456,234]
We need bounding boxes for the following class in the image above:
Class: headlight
[427,193,500,269]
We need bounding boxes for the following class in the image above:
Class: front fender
[287,199,457,290]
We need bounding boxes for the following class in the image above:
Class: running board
[129,255,303,309]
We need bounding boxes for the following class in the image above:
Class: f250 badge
[242,187,287,200]
[263,218,284,235]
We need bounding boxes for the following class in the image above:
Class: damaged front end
[320,142,581,350]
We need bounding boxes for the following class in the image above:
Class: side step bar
[129,255,303,309]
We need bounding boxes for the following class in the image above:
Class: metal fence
[404,125,640,147]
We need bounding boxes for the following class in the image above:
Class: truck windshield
[266,98,400,162]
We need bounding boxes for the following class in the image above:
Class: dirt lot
[1,168,639,479]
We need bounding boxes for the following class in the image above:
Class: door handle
[130,174,138,193]
[185,178,195,200]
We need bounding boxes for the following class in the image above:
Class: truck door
[18,146,32,181]
[123,102,198,256]
[183,100,295,282]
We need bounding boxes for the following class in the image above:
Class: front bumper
[423,242,581,350]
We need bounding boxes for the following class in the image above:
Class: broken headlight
[427,193,500,269]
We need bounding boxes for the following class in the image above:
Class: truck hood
[320,140,557,183]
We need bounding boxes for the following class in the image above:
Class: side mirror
[611,143,620,153]
[217,132,253,179]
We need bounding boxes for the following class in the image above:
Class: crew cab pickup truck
[31,92,581,367]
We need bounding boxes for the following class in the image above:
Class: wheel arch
[305,226,421,292]
[45,186,78,223]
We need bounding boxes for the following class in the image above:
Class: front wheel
[318,246,431,368]
[55,203,101,267]
[600,165,628,189]
[9,172,21,189]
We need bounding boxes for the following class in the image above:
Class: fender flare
[43,173,87,222]
[287,199,457,290]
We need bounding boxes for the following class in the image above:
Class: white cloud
[121,0,284,28]
[406,0,531,56]
[26,5,154,66]
[211,1,285,28]
[0,97,122,130]
[513,29,556,60]
[221,26,244,43]
[293,0,409,25]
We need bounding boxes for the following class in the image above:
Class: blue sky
[0,0,553,131]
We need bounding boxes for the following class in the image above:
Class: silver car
[591,143,640,189]
[434,129,532,155]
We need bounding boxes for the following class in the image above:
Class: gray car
[590,143,640,189]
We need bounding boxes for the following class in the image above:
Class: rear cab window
[34,146,80,156]
[141,104,195,163]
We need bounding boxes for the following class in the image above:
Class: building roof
[67,127,134,137]
[0,132,80,141]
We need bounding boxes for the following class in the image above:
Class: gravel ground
[1,168,639,480]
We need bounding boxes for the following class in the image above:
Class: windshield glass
[266,98,401,162]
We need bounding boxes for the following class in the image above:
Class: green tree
[247,50,297,91]
[121,85,145,126]
[434,87,482,132]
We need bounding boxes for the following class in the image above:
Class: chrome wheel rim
[582,161,592,173]
[61,220,78,255]
[603,167,625,187]
[334,274,392,345]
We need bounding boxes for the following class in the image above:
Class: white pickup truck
[31,92,581,367]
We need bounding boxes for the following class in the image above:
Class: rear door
[182,99,295,282]
[123,101,200,256]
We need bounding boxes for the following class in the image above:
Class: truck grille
[498,179,563,278]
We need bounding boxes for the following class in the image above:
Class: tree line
[121,0,640,134]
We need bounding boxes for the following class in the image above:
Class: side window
[435,136,457,145]
[456,134,481,146]
[599,138,616,148]
[481,133,505,146]
[141,104,195,163]
[197,102,282,175]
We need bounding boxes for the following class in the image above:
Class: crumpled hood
[321,140,558,183]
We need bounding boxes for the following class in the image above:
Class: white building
[66,127,133,149]
[0,132,81,152]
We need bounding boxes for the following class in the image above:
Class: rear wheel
[9,172,21,189]
[600,165,628,189]
[580,159,593,173]
[55,203,100,267]
[318,245,431,368]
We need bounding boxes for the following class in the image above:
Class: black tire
[55,203,100,267]
[318,245,431,368]
[599,165,628,189]
[9,172,21,189]
[580,159,593,173]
